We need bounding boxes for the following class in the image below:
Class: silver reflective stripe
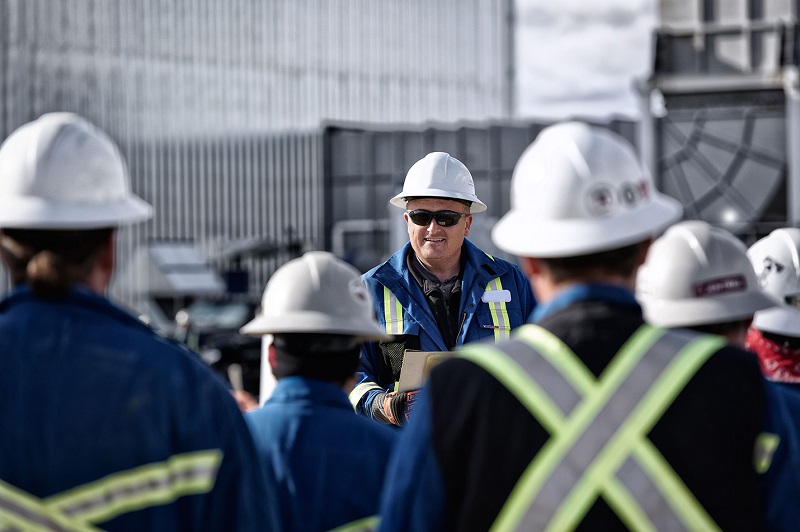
[383,287,403,335]
[515,329,694,531]
[501,339,582,416]
[616,453,683,531]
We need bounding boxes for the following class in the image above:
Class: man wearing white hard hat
[636,220,776,346]
[747,228,800,384]
[242,251,395,531]
[350,152,535,426]
[379,122,774,530]
[0,113,279,530]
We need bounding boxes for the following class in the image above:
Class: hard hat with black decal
[748,228,800,336]
[0,112,153,228]
[241,251,390,341]
[492,121,682,257]
[390,152,487,213]
[636,220,776,327]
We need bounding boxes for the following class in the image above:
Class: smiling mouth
[425,238,446,242]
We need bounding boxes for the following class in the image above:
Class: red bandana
[745,327,800,383]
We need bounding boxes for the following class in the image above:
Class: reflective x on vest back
[459,324,725,531]
[0,450,221,531]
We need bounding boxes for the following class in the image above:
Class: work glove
[372,390,418,427]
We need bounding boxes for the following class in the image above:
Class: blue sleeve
[351,340,394,418]
[378,386,446,532]
[759,380,800,532]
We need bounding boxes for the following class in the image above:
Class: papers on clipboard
[397,350,455,392]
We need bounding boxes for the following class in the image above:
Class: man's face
[404,197,472,269]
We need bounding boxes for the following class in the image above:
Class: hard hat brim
[0,196,153,229]
[390,189,487,213]
[491,194,683,258]
[640,289,779,328]
[753,306,800,337]
[240,311,392,342]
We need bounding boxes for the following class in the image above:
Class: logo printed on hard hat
[693,275,747,297]
[758,256,786,287]
[585,184,615,216]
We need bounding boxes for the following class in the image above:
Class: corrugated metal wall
[0,0,512,313]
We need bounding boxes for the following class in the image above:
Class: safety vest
[459,324,728,531]
[0,450,221,531]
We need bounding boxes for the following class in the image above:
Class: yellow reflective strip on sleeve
[349,382,384,409]
[755,432,780,473]
[382,287,403,335]
[327,514,379,531]
[46,450,223,525]
[0,478,102,532]
[484,278,510,342]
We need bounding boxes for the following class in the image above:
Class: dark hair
[689,319,753,337]
[538,241,648,284]
[271,333,361,385]
[761,329,800,350]
[0,228,113,299]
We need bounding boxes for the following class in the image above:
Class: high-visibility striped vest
[0,450,222,531]
[459,324,727,531]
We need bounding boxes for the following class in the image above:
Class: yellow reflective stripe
[382,287,403,335]
[0,478,101,531]
[497,327,659,531]
[547,333,722,532]
[755,432,780,473]
[327,514,379,531]
[460,344,564,432]
[484,278,510,341]
[601,475,655,532]
[46,450,222,525]
[484,327,722,531]
[349,381,384,409]
[515,325,595,394]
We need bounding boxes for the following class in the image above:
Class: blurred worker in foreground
[351,151,535,426]
[242,251,396,531]
[0,113,278,530]
[379,122,774,530]
[747,228,800,386]
[636,220,776,346]
[636,221,800,528]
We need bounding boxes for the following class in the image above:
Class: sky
[515,0,658,121]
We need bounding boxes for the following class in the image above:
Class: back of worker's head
[390,152,487,213]
[748,228,800,338]
[636,221,775,342]
[491,122,683,272]
[0,113,152,298]
[241,251,389,383]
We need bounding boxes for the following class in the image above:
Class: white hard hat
[241,251,391,341]
[492,121,683,257]
[636,220,776,328]
[389,152,487,213]
[748,228,800,336]
[0,112,152,229]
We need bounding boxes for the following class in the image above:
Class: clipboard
[397,350,454,392]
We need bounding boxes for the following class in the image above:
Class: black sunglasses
[406,209,469,227]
